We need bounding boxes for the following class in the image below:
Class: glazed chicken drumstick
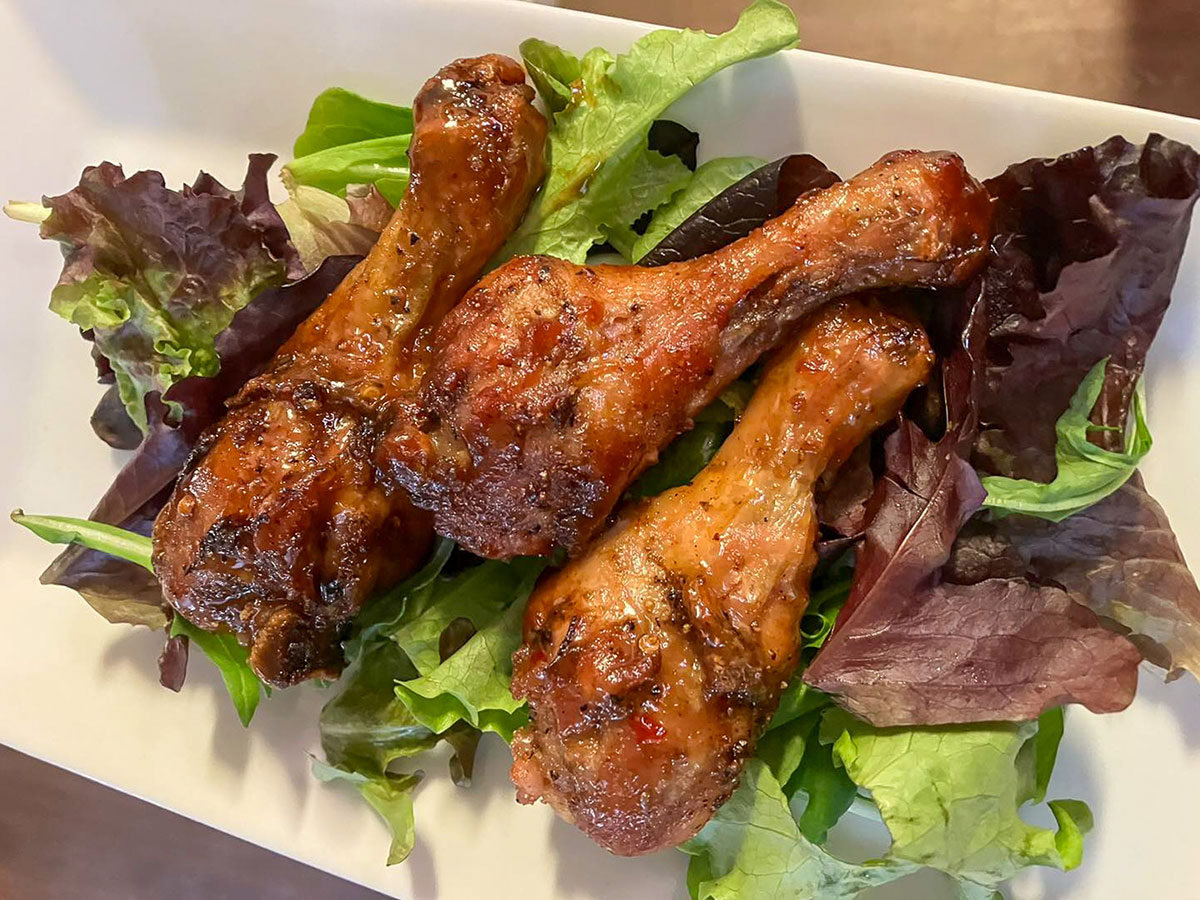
[510,297,934,856]
[152,56,546,687]
[380,150,990,559]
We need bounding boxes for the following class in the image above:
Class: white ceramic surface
[1,1,1198,898]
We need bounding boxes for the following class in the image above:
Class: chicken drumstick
[380,150,989,559]
[152,56,546,687]
[510,297,934,855]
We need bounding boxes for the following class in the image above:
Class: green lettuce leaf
[1030,707,1065,804]
[318,548,551,865]
[394,558,547,741]
[770,680,832,733]
[694,703,1087,898]
[788,737,857,846]
[11,511,153,571]
[981,358,1151,521]
[279,86,414,268]
[319,641,438,774]
[11,511,266,724]
[596,147,694,259]
[286,88,413,205]
[681,759,914,900]
[631,156,766,261]
[284,134,412,206]
[292,87,414,157]
[389,559,525,676]
[320,546,537,843]
[799,573,852,654]
[339,539,550,767]
[499,0,798,264]
[519,38,581,118]
[169,615,265,728]
[311,759,421,865]
[755,699,856,847]
[38,158,297,433]
[344,537,456,664]
[682,543,1086,900]
[756,706,819,787]
[756,570,857,846]
[824,711,1092,888]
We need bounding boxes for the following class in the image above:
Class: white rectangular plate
[1,1,1198,898]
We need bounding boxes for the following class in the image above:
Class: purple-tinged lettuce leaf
[814,440,875,543]
[948,133,1200,683]
[639,153,839,266]
[158,632,189,692]
[806,135,1200,725]
[805,297,1142,725]
[36,488,170,629]
[163,255,358,436]
[817,297,987,637]
[808,577,1139,726]
[948,471,1200,681]
[344,184,393,233]
[90,383,143,450]
[38,155,302,437]
[38,258,358,631]
[13,511,265,719]
[976,133,1199,481]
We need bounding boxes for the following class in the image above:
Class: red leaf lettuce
[806,134,1200,724]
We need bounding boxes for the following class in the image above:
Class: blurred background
[2,0,1196,898]
[551,0,1198,116]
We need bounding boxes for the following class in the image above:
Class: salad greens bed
[8,2,1200,898]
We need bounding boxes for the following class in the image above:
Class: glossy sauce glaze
[510,297,934,855]
[379,150,990,560]
[152,55,546,687]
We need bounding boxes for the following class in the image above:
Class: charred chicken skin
[509,297,934,856]
[379,150,990,559]
[152,56,546,687]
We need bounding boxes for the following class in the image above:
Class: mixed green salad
[8,2,1200,898]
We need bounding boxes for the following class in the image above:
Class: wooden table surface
[2,1,1196,899]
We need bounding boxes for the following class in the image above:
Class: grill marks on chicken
[509,298,934,856]
[152,55,546,687]
[379,150,990,559]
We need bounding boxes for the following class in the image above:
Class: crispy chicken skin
[509,298,934,856]
[379,150,990,559]
[152,56,546,687]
